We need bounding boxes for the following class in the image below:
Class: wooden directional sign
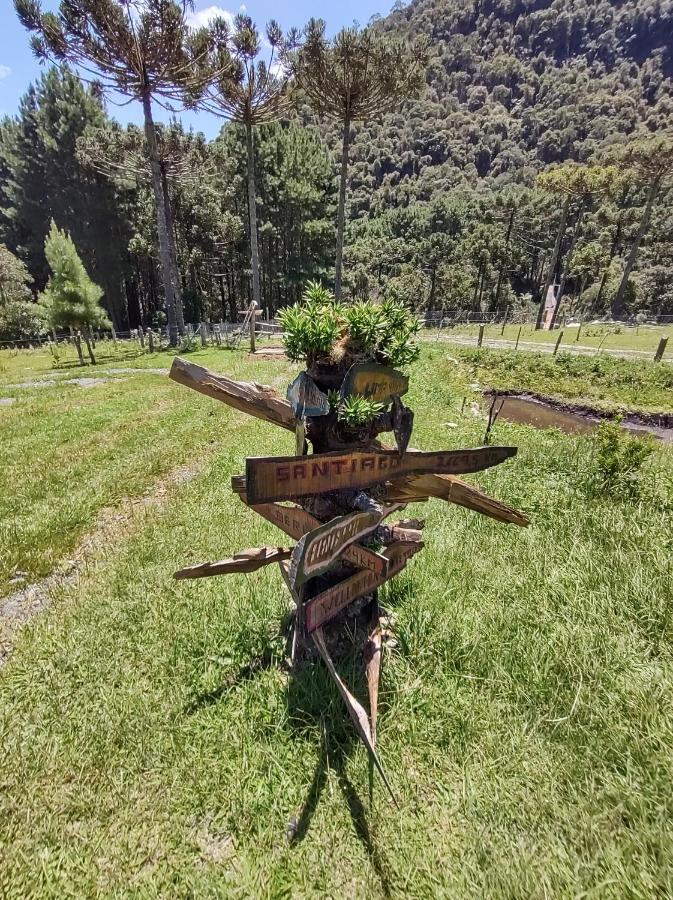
[286,371,330,419]
[245,446,517,505]
[340,362,409,405]
[174,546,291,579]
[289,506,398,589]
[253,502,388,577]
[305,539,423,633]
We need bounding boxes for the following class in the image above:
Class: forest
[0,0,672,341]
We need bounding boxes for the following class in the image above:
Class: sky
[0,0,395,139]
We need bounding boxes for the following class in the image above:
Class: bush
[586,420,656,499]
[0,300,46,341]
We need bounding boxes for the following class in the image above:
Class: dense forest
[1,0,672,338]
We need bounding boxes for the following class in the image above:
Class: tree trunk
[536,195,570,329]
[494,207,515,309]
[334,112,352,300]
[160,164,185,335]
[83,328,96,365]
[246,121,261,309]
[73,329,84,366]
[612,177,661,319]
[141,93,179,347]
[551,199,585,328]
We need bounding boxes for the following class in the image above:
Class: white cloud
[186,5,235,29]
[0,65,11,80]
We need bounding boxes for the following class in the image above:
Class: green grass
[432,321,672,356]
[453,346,673,413]
[1,346,673,896]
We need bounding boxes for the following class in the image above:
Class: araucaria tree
[197,15,289,312]
[611,135,673,319]
[40,220,109,365]
[15,0,218,345]
[287,20,428,299]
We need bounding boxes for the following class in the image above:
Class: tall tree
[0,67,130,327]
[15,0,220,345]
[611,136,673,319]
[535,164,615,328]
[287,19,428,299]
[40,220,109,364]
[198,15,290,312]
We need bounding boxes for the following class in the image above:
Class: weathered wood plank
[169,357,295,431]
[305,540,423,633]
[174,546,291,579]
[384,473,529,527]
[252,502,389,577]
[245,446,517,505]
[340,362,409,405]
[312,627,396,804]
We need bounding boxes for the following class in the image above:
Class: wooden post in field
[138,325,145,348]
[148,328,154,353]
[654,336,668,362]
[553,330,564,357]
[515,325,522,351]
[477,324,485,347]
[576,318,582,342]
[200,322,208,347]
[500,307,508,336]
[250,301,257,353]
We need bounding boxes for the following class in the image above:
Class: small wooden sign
[305,540,423,633]
[289,506,397,589]
[174,546,291,579]
[287,371,330,419]
[340,362,409,406]
[253,502,388,577]
[245,446,517,505]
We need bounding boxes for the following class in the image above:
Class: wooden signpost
[169,353,528,806]
[245,445,517,504]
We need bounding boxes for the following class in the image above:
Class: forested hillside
[1,0,672,336]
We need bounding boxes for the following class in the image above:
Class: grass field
[1,343,672,897]
[432,320,672,357]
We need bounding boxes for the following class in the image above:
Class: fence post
[654,336,668,362]
[250,301,257,353]
[138,325,145,348]
[148,328,154,353]
[477,324,485,347]
[514,325,522,351]
[200,322,208,347]
[500,307,508,336]
[576,318,582,342]
[553,330,564,357]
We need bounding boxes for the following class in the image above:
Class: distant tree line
[0,0,671,344]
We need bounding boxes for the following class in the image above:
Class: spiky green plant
[338,393,384,426]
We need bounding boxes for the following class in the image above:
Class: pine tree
[15,0,224,345]
[286,20,428,298]
[40,220,110,364]
[0,67,131,328]
[198,15,290,312]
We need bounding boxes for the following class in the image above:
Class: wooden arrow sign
[174,546,291,579]
[252,502,388,577]
[340,362,409,405]
[245,446,517,505]
[289,505,399,590]
[305,539,423,633]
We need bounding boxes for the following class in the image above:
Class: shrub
[586,420,656,499]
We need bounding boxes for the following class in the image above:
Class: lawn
[1,345,672,897]
[432,320,672,357]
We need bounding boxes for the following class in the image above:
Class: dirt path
[0,460,205,669]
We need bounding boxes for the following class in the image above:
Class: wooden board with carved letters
[252,502,388,577]
[305,539,424,633]
[340,362,409,405]
[245,446,517,505]
[289,506,398,589]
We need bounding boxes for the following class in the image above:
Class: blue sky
[0,0,395,139]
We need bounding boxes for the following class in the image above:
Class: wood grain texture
[384,473,529,526]
[245,446,517,504]
[169,356,295,431]
[174,546,291,579]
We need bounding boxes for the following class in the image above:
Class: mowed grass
[1,347,673,896]
[0,345,298,595]
[433,321,672,356]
